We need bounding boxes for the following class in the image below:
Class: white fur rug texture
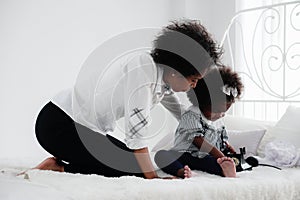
[1,158,300,200]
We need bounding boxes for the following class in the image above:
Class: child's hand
[225,142,236,154]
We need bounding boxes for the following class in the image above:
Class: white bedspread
[1,161,300,200]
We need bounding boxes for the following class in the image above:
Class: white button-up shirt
[52,52,186,149]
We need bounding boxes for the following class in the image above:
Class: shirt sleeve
[160,93,187,121]
[123,54,156,149]
[176,111,205,142]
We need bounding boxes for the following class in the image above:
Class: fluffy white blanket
[1,159,300,200]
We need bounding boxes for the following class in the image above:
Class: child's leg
[178,154,224,176]
[154,150,192,178]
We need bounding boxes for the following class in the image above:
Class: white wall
[185,0,236,65]
[0,0,237,160]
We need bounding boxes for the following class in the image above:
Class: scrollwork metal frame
[221,1,300,120]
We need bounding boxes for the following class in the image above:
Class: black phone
[223,147,252,172]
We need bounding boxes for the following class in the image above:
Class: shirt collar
[155,66,172,95]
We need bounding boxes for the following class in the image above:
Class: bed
[1,1,300,200]
[1,114,300,200]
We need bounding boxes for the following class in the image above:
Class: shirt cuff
[187,130,204,142]
[125,138,148,150]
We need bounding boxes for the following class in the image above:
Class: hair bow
[221,84,238,97]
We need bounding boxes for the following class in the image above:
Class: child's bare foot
[217,157,236,178]
[177,165,192,178]
[183,165,192,178]
[33,157,64,172]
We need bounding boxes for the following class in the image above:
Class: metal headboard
[220,1,300,121]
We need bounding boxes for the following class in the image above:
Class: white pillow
[223,115,275,130]
[223,115,276,157]
[227,129,266,158]
[262,106,300,151]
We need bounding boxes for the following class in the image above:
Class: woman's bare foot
[33,157,64,172]
[16,157,64,176]
[177,165,192,178]
[217,157,236,178]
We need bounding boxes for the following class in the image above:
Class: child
[154,66,244,178]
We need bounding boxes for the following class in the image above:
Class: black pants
[35,102,144,178]
[154,150,223,176]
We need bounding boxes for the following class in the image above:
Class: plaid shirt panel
[128,108,148,138]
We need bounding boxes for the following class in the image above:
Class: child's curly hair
[188,66,244,111]
[151,19,223,77]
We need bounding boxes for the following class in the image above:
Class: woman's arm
[134,147,158,179]
[193,136,225,159]
[134,147,175,179]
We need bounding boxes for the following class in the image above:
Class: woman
[33,20,222,179]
